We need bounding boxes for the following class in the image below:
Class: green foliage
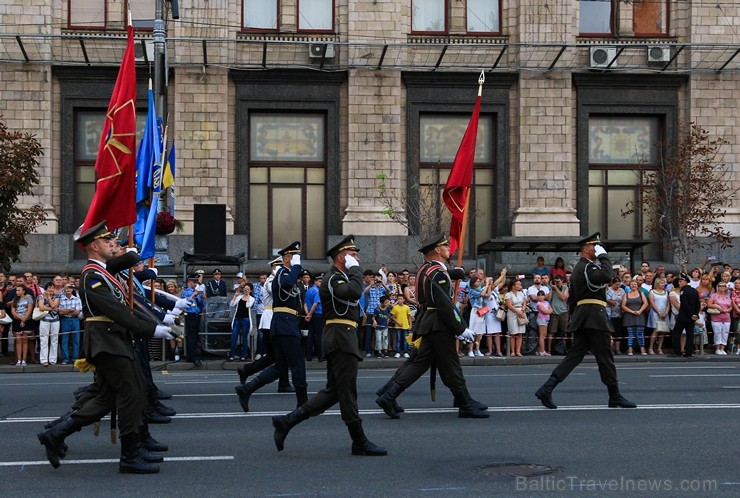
[0,117,46,271]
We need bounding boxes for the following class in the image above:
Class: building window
[248,113,326,259]
[587,116,661,242]
[127,0,155,29]
[243,0,279,31]
[579,0,613,36]
[69,0,106,29]
[298,0,334,32]
[419,114,495,255]
[412,0,447,34]
[633,0,668,36]
[73,110,147,230]
[467,0,500,34]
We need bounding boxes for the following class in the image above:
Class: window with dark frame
[69,0,106,29]
[127,0,155,29]
[587,115,662,257]
[412,0,447,34]
[297,0,334,32]
[243,0,279,31]
[418,114,496,257]
[579,0,614,36]
[248,113,327,259]
[633,0,669,37]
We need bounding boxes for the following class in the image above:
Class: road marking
[0,456,234,467]
[649,374,740,378]
[7,403,740,425]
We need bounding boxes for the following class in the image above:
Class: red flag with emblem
[81,25,137,233]
[442,95,481,255]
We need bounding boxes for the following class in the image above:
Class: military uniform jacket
[80,260,157,362]
[319,265,363,359]
[567,255,614,333]
[413,260,466,337]
[270,264,302,337]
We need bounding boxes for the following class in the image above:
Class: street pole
[153,0,166,127]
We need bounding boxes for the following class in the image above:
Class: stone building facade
[0,0,739,275]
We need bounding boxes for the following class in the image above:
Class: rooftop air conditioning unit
[135,40,155,62]
[309,43,335,59]
[589,46,617,69]
[647,45,670,63]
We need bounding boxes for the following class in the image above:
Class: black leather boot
[454,392,490,418]
[272,407,310,451]
[237,363,258,385]
[607,385,637,408]
[44,409,73,430]
[375,377,405,413]
[278,384,296,393]
[535,375,560,409]
[295,386,308,408]
[235,376,267,413]
[347,422,387,456]
[145,408,171,424]
[140,425,168,452]
[37,416,81,468]
[119,433,159,474]
[452,392,488,411]
[375,381,405,419]
[155,401,176,417]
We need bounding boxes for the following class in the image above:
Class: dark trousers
[0,325,8,356]
[304,350,360,425]
[135,338,157,402]
[551,328,617,386]
[249,328,291,387]
[363,324,374,353]
[306,314,324,360]
[257,335,307,389]
[185,313,201,362]
[73,353,146,436]
[672,319,695,356]
[394,330,468,394]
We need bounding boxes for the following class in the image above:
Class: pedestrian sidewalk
[2,352,740,374]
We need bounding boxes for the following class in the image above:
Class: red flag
[442,95,481,255]
[81,25,137,233]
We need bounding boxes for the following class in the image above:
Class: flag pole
[126,9,136,309]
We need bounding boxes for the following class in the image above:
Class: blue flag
[133,86,162,260]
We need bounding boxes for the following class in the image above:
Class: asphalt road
[1,360,739,497]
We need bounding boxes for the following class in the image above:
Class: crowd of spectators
[3,256,739,365]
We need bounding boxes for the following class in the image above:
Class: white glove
[174,298,190,310]
[154,325,174,340]
[594,244,607,257]
[291,254,301,266]
[344,254,359,269]
[457,328,476,342]
[125,247,138,255]
[167,307,182,316]
[162,314,176,325]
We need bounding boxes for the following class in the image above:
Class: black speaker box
[194,204,226,254]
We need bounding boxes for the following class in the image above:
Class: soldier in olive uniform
[235,241,308,411]
[535,232,636,409]
[272,235,386,456]
[37,221,175,474]
[375,235,489,419]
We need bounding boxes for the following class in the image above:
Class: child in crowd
[535,290,553,356]
[390,295,412,359]
[373,295,391,359]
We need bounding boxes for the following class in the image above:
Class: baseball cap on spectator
[236,272,244,279]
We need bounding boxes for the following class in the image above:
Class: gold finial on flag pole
[478,70,485,97]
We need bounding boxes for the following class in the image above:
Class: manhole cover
[476,463,561,478]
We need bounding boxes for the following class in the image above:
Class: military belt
[576,299,607,307]
[325,318,357,328]
[273,307,298,316]
[85,316,113,322]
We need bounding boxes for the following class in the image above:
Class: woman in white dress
[647,278,670,355]
[505,279,528,357]
[482,268,508,357]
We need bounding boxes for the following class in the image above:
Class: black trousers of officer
[72,353,146,436]
[184,313,201,362]
[305,314,325,361]
[257,335,307,389]
[551,328,617,386]
[303,349,361,426]
[671,319,695,356]
[394,329,468,394]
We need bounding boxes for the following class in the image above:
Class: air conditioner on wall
[309,43,335,59]
[647,45,670,63]
[135,40,155,62]
[589,46,617,69]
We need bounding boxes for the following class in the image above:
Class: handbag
[706,307,720,315]
[517,315,529,326]
[0,313,11,324]
[32,307,49,321]
[495,308,506,321]
[476,305,490,317]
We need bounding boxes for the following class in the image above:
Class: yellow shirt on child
[390,303,411,330]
